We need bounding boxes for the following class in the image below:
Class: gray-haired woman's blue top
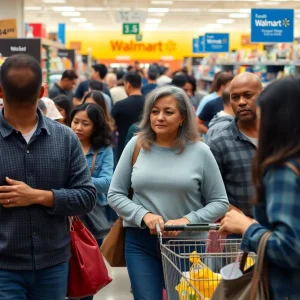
[108,136,229,235]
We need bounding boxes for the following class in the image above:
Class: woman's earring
[180,123,183,127]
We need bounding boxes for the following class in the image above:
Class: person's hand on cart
[164,218,191,237]
[143,213,165,235]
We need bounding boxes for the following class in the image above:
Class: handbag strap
[131,142,141,167]
[285,162,300,176]
[250,231,272,300]
[90,149,99,175]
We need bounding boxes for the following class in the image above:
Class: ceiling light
[148,13,166,17]
[53,6,75,11]
[24,6,42,11]
[256,1,280,5]
[79,23,94,28]
[170,8,201,12]
[217,19,234,24]
[148,8,170,13]
[145,18,161,23]
[296,14,300,18]
[76,7,106,11]
[43,0,65,3]
[229,13,249,18]
[208,9,236,13]
[71,18,87,23]
[239,9,251,13]
[61,12,81,16]
[151,0,173,4]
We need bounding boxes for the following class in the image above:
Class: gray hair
[137,85,198,152]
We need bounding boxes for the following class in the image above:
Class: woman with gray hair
[108,85,229,300]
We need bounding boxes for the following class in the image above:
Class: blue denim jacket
[86,146,114,206]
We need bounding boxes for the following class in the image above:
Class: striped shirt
[207,118,256,217]
[0,109,96,270]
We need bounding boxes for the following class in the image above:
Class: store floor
[94,265,133,300]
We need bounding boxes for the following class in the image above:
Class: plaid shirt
[0,109,96,270]
[242,160,300,300]
[207,119,256,217]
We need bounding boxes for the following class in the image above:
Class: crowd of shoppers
[1,54,300,300]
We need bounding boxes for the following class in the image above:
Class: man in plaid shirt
[0,55,96,299]
[207,73,263,217]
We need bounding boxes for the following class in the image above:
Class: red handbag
[67,217,112,298]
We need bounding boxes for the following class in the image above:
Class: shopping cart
[156,224,256,300]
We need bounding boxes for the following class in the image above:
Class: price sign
[0,19,17,38]
[122,23,140,35]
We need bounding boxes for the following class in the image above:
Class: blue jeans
[0,262,69,300]
[125,228,164,300]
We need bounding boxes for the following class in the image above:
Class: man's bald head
[230,72,263,123]
[0,54,43,105]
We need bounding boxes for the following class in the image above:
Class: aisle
[95,266,133,300]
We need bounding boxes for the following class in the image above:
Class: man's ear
[39,86,45,99]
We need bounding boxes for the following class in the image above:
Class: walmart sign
[251,9,294,43]
[204,33,229,52]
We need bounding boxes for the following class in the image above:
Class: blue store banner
[204,33,229,52]
[58,23,66,45]
[198,36,205,52]
[251,9,294,43]
[192,38,200,53]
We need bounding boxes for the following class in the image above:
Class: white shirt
[22,122,38,144]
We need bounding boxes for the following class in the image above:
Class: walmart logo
[255,14,291,28]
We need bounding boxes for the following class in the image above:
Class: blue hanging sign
[251,9,294,43]
[204,33,229,52]
[192,38,200,53]
[198,36,205,52]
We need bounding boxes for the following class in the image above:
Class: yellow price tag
[0,19,17,38]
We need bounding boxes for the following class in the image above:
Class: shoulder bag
[101,142,141,267]
[80,149,111,239]
[211,231,271,300]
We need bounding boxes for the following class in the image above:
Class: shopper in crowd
[37,99,47,115]
[220,76,300,299]
[206,89,234,141]
[172,74,197,107]
[208,73,263,218]
[110,70,127,104]
[197,72,233,138]
[108,85,229,300]
[42,97,64,121]
[48,69,78,104]
[71,103,114,239]
[141,65,159,96]
[106,73,117,89]
[157,67,172,86]
[87,81,112,112]
[74,64,111,105]
[0,54,96,299]
[82,91,114,131]
[53,95,73,127]
[111,71,145,161]
[0,99,3,109]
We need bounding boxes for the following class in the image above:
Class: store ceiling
[24,0,300,33]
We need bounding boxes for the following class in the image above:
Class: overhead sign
[57,49,75,68]
[123,23,140,35]
[204,33,229,52]
[192,38,200,53]
[0,19,17,38]
[0,38,41,61]
[198,36,205,52]
[115,11,146,23]
[251,9,294,43]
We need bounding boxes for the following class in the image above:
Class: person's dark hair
[221,90,230,105]
[62,70,78,81]
[1,54,42,104]
[124,72,142,89]
[127,65,134,72]
[148,65,159,81]
[38,99,47,114]
[181,66,188,75]
[252,76,300,202]
[71,103,112,149]
[186,75,196,94]
[89,80,104,91]
[116,70,125,81]
[92,64,108,79]
[53,95,73,126]
[161,67,169,76]
[210,71,233,92]
[172,74,188,88]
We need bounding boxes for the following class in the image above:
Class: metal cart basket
[157,224,256,300]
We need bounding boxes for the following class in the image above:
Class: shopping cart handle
[164,224,220,232]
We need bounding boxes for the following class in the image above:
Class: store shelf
[217,61,300,66]
[41,38,65,49]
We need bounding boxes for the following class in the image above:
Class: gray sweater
[108,137,229,231]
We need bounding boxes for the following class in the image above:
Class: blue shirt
[199,97,223,126]
[196,91,218,116]
[141,83,157,96]
[86,146,114,206]
[242,160,300,300]
[0,109,96,270]
[75,80,112,100]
